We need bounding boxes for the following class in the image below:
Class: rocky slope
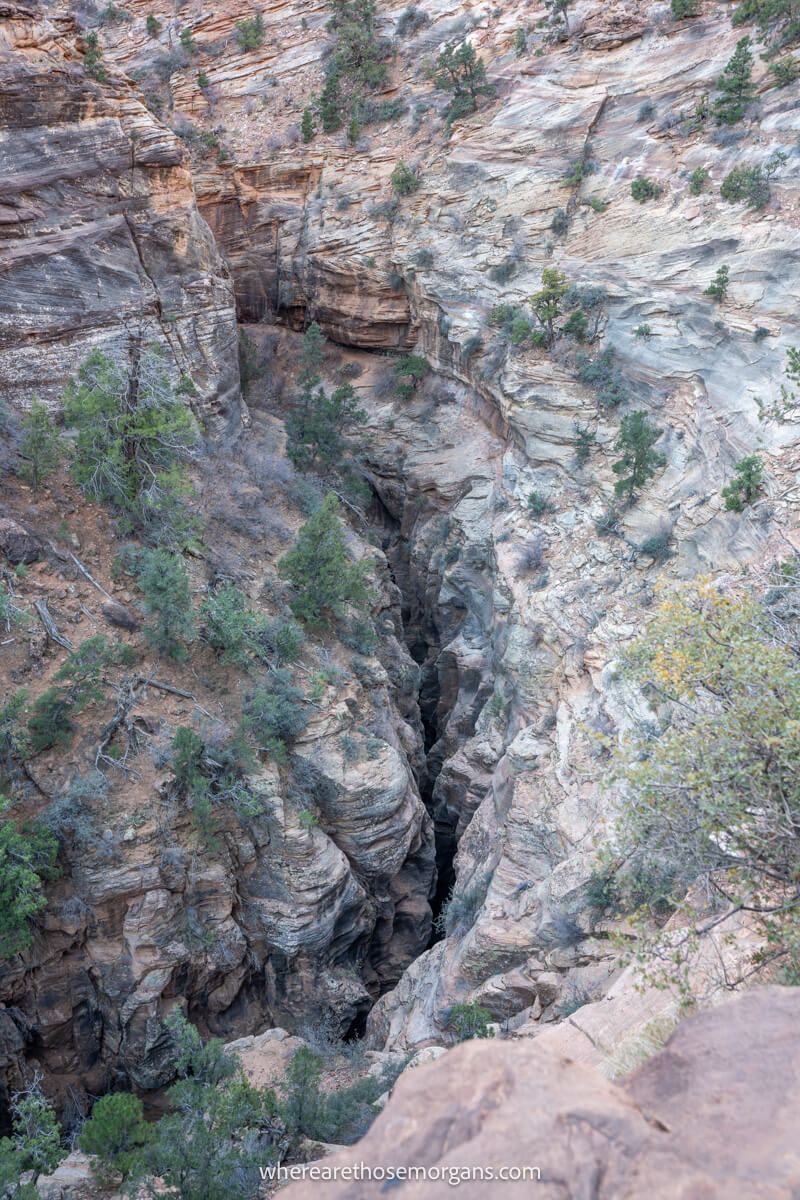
[0,3,239,425]
[1,0,799,1124]
[281,987,800,1198]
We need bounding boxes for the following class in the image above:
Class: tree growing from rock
[432,41,494,124]
[79,1093,152,1186]
[279,494,371,630]
[721,454,764,510]
[612,411,665,502]
[63,342,198,547]
[529,268,569,347]
[286,324,365,475]
[713,36,755,125]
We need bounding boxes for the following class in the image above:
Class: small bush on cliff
[200,582,263,667]
[689,166,710,194]
[63,345,198,547]
[721,453,764,510]
[0,800,59,959]
[83,32,107,82]
[529,268,569,347]
[18,401,61,493]
[301,107,315,142]
[28,637,118,753]
[769,57,799,86]
[136,550,195,660]
[447,1002,493,1041]
[671,0,700,17]
[243,670,309,761]
[79,1094,152,1186]
[391,161,418,196]
[0,1080,63,1193]
[612,411,666,503]
[432,40,494,125]
[146,14,161,36]
[720,162,774,210]
[280,1047,394,1145]
[286,324,366,475]
[703,264,730,301]
[235,11,265,51]
[394,354,430,399]
[631,176,663,202]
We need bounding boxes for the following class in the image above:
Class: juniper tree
[79,1093,152,1185]
[287,324,365,474]
[603,581,800,987]
[713,36,755,125]
[63,341,198,546]
[279,494,371,630]
[721,454,764,510]
[0,801,59,959]
[704,264,730,301]
[301,107,315,142]
[612,411,665,502]
[18,401,61,493]
[136,549,195,660]
[0,1078,63,1194]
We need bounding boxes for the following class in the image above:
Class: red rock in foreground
[282,986,800,1199]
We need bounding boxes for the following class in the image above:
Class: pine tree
[18,400,61,493]
[721,454,763,510]
[287,324,365,473]
[433,41,494,123]
[279,494,371,629]
[713,36,755,125]
[529,268,569,347]
[301,107,315,142]
[612,411,666,501]
[136,549,195,660]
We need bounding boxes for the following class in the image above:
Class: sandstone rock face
[282,987,800,1199]
[0,3,240,425]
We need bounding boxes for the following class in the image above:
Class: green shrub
[63,347,198,547]
[721,454,763,511]
[515,26,527,55]
[397,5,430,36]
[235,11,265,50]
[394,354,430,399]
[703,264,730,301]
[447,1002,493,1041]
[527,490,553,517]
[0,1081,63,1190]
[510,316,532,344]
[639,529,673,560]
[713,36,755,125]
[316,0,390,133]
[720,164,771,209]
[137,550,195,660]
[200,583,262,666]
[179,26,198,54]
[574,422,596,464]
[671,0,700,16]
[391,161,418,196]
[243,671,308,760]
[279,1046,396,1145]
[631,176,662,202]
[588,195,609,212]
[279,494,371,630]
[433,40,494,125]
[301,107,315,142]
[0,800,59,958]
[529,267,569,347]
[83,31,107,81]
[146,14,161,36]
[612,411,665,502]
[576,346,629,408]
[634,323,652,340]
[18,400,61,492]
[688,166,710,195]
[769,57,799,87]
[79,1093,151,1184]
[414,248,434,268]
[550,207,569,235]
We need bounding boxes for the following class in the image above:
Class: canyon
[0,0,799,1180]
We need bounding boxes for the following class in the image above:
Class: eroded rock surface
[0,3,240,424]
[282,987,800,1198]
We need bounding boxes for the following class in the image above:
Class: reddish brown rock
[282,987,800,1199]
